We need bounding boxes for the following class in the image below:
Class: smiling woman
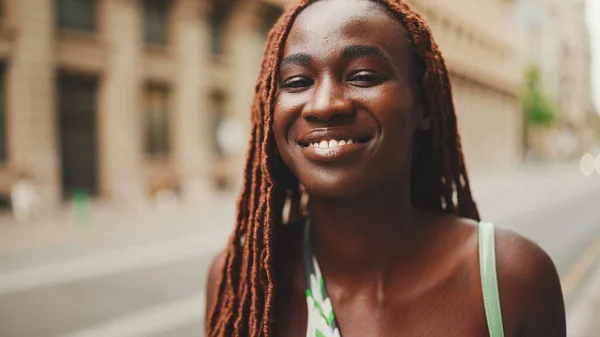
[205,1,566,337]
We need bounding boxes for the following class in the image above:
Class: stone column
[171,0,213,204]
[225,1,265,191]
[98,0,144,206]
[7,0,60,205]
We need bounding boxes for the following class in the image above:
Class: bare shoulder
[493,226,566,336]
[493,226,561,297]
[205,250,227,323]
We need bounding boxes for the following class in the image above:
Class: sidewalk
[0,160,598,262]
[0,191,238,263]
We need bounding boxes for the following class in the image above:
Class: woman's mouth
[306,138,358,149]
[297,130,372,162]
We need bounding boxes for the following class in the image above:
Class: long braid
[207,1,480,336]
[208,2,311,336]
[379,0,480,219]
[258,5,314,334]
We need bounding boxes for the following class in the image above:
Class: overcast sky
[586,0,600,113]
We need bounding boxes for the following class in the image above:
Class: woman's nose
[301,78,354,122]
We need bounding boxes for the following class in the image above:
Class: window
[58,74,99,196]
[144,84,170,157]
[56,0,96,32]
[143,0,169,46]
[0,64,5,164]
[210,91,226,156]
[210,18,224,55]
[261,5,283,37]
[210,0,229,55]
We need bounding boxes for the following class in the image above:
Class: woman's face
[273,0,426,198]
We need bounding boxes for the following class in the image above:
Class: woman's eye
[282,77,312,90]
[348,71,385,86]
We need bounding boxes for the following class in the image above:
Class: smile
[300,139,368,162]
[299,138,368,163]
[308,139,356,149]
[297,129,372,162]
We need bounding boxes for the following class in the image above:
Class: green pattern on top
[303,221,341,337]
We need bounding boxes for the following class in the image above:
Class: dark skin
[206,0,566,336]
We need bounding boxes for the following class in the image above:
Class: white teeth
[309,139,356,149]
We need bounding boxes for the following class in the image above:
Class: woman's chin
[302,181,367,200]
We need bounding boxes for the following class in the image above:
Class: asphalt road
[0,190,599,337]
[497,187,600,278]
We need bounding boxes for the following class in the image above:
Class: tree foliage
[522,66,558,126]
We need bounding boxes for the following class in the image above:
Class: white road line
[61,293,205,337]
[0,231,228,295]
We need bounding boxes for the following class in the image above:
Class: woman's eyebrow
[281,53,312,67]
[281,44,390,67]
[341,44,390,62]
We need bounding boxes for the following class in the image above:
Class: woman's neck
[307,178,431,287]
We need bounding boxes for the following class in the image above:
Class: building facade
[514,0,597,159]
[409,0,526,171]
[0,0,275,207]
[0,0,526,208]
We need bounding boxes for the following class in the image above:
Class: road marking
[61,292,205,337]
[561,230,600,295]
[0,231,228,295]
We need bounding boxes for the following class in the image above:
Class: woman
[206,0,566,336]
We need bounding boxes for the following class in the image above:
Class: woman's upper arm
[205,250,227,326]
[495,228,566,337]
[518,245,565,336]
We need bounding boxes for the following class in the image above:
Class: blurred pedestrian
[205,1,566,336]
[10,170,42,224]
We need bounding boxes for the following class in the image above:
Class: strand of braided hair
[207,1,480,336]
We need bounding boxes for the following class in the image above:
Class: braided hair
[207,1,480,336]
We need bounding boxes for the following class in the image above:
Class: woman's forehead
[283,0,408,58]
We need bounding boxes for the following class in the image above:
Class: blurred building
[0,0,571,208]
[513,0,597,159]
[409,0,526,172]
[0,0,283,207]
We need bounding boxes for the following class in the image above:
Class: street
[0,0,597,335]
[0,166,599,337]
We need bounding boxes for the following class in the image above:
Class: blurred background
[0,0,599,336]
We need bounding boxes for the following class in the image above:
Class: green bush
[522,66,558,126]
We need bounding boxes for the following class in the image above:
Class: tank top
[302,220,505,337]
